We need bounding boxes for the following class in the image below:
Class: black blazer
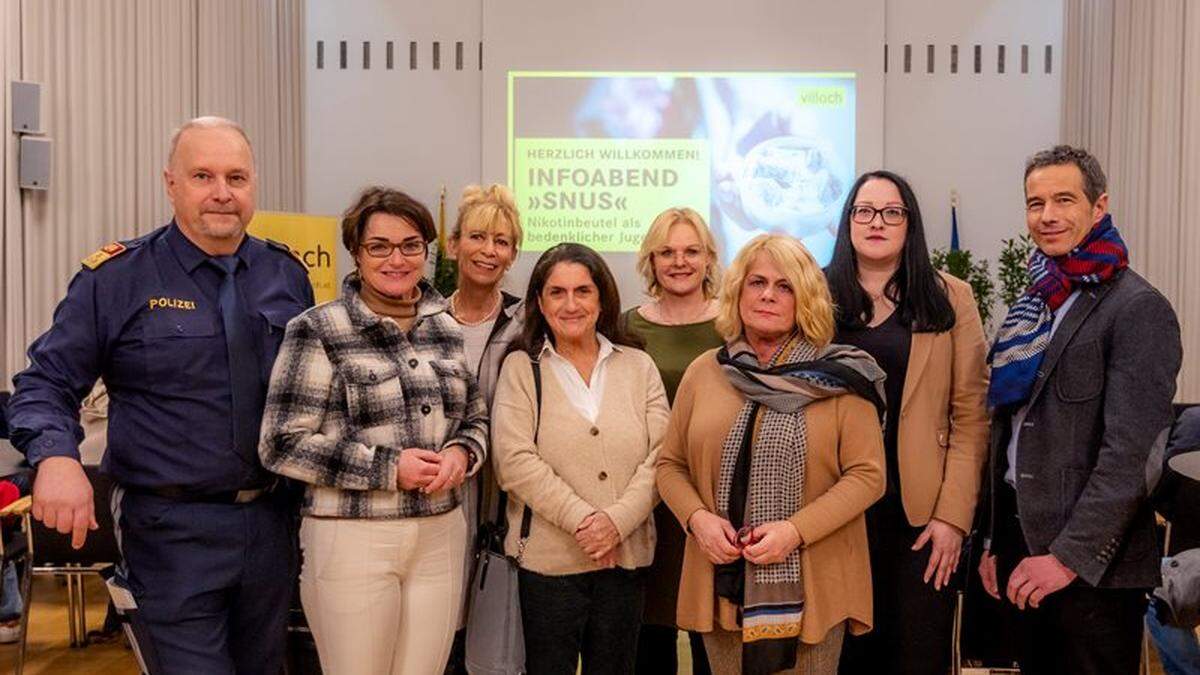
[983,269,1182,589]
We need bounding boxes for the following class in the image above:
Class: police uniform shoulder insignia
[265,238,307,270]
[81,242,129,270]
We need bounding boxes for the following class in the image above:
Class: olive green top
[622,308,725,405]
[622,306,726,626]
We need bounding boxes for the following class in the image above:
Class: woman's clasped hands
[687,509,803,566]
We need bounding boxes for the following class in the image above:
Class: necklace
[450,290,501,327]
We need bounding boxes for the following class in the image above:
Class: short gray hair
[1024,144,1107,204]
[167,116,253,167]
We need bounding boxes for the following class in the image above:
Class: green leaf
[930,247,996,330]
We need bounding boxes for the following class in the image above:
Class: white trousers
[300,508,467,675]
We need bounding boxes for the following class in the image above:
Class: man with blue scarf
[977,145,1181,675]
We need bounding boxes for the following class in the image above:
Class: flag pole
[950,189,961,252]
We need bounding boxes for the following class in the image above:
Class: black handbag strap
[519,360,541,539]
[494,356,540,544]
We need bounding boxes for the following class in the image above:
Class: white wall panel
[303,0,483,218]
[883,0,1064,327]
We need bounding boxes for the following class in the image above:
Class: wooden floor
[0,575,138,675]
[0,575,1172,675]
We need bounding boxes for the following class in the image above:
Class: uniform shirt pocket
[140,311,221,381]
[259,307,298,381]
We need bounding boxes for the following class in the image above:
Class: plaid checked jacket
[259,275,488,519]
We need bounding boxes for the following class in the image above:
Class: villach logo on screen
[796,86,847,107]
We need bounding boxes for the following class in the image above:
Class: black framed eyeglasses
[361,240,427,258]
[851,204,909,226]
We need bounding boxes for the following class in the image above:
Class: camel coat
[655,350,885,644]
[893,273,991,533]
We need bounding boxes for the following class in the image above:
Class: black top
[837,309,911,496]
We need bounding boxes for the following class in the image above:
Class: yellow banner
[248,211,340,304]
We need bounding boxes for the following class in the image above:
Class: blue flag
[950,204,961,252]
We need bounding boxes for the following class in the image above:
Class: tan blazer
[894,272,990,533]
[656,350,885,644]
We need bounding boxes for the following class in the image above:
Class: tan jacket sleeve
[931,276,991,533]
[491,352,595,534]
[604,353,670,539]
[656,361,709,532]
[791,395,885,545]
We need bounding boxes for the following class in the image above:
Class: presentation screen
[508,71,857,264]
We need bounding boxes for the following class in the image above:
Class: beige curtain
[1,0,304,384]
[2,1,21,389]
[1063,0,1200,402]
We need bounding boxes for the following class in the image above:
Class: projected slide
[508,72,856,263]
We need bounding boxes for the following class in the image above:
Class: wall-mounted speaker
[11,81,42,134]
[19,136,51,190]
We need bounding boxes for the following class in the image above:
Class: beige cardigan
[656,350,885,643]
[491,346,669,576]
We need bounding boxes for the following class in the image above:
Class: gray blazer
[984,268,1182,588]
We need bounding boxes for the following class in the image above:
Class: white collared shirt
[538,333,620,424]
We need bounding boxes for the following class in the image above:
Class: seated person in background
[0,381,119,645]
[0,472,31,644]
[78,382,108,466]
[1148,407,1200,675]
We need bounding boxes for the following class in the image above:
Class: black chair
[1,495,33,675]
[0,391,12,439]
[26,465,120,649]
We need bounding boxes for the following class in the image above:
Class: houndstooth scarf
[715,334,884,675]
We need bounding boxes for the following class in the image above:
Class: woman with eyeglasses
[259,186,489,674]
[624,207,724,675]
[825,171,989,675]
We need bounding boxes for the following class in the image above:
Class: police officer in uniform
[8,116,313,673]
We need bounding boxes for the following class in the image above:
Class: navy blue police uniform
[8,221,314,673]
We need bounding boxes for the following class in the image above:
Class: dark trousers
[992,483,1148,675]
[839,495,956,675]
[636,624,711,675]
[520,567,646,675]
[115,489,294,674]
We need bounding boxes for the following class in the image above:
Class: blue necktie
[213,256,263,469]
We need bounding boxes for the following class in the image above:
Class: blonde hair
[453,184,523,247]
[635,207,721,299]
[715,234,836,347]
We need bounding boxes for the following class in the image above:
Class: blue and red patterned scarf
[988,214,1128,408]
